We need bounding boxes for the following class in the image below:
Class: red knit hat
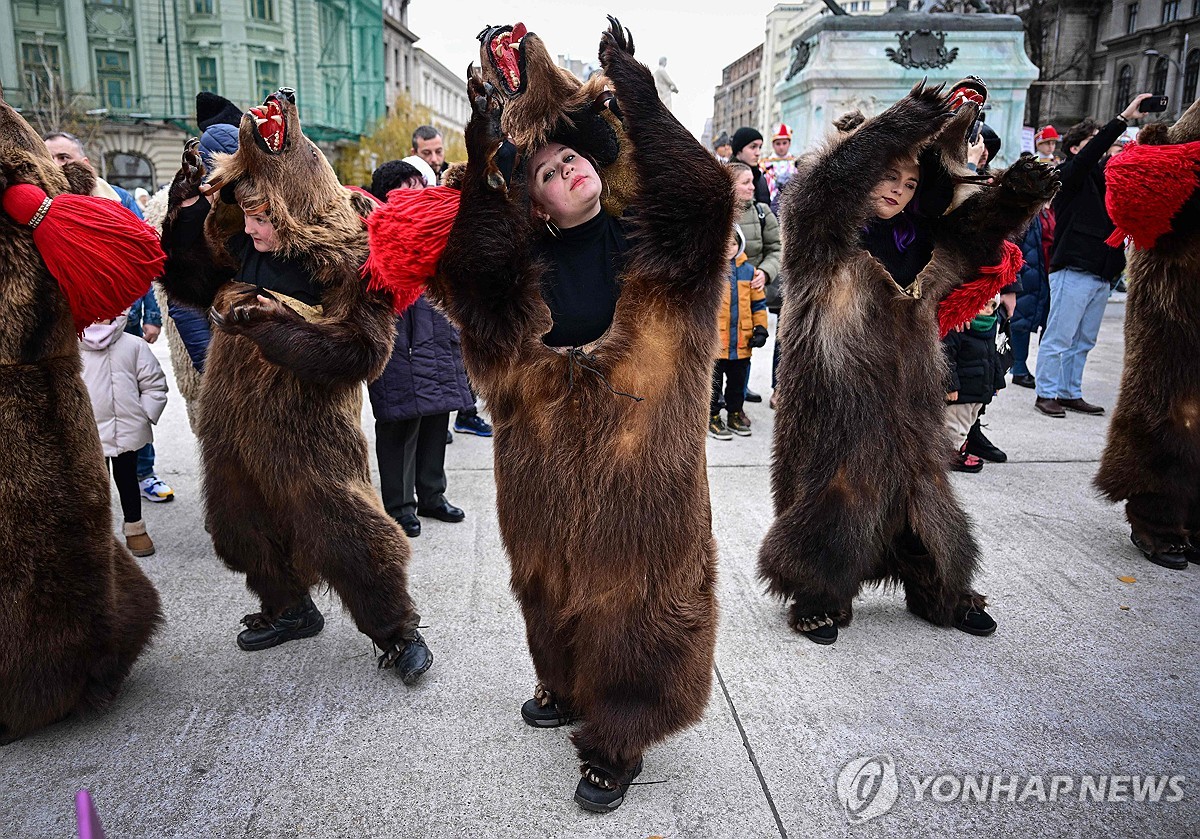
[1034,125,1059,144]
[773,123,792,142]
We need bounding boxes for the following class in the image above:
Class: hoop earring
[545,219,561,238]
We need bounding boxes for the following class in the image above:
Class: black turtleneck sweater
[534,209,628,348]
[860,215,934,291]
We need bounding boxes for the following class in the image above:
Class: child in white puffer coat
[79,311,168,556]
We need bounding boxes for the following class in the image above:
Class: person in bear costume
[158,89,432,681]
[758,81,1059,644]
[431,18,733,811]
[0,94,163,742]
[1095,97,1200,570]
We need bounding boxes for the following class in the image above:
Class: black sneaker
[377,630,434,684]
[728,410,752,437]
[708,414,732,441]
[521,697,577,728]
[237,596,325,651]
[574,758,643,813]
[454,414,493,436]
[966,421,1007,463]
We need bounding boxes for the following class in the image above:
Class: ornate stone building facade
[713,44,763,138]
[3,0,385,190]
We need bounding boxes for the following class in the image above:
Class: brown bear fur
[759,83,1058,632]
[0,96,162,743]
[1095,99,1200,554]
[431,21,733,776]
[158,92,421,650]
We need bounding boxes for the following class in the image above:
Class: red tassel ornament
[2,184,165,331]
[937,240,1023,338]
[363,186,461,313]
[1104,139,1200,251]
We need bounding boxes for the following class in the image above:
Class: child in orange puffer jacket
[710,226,769,440]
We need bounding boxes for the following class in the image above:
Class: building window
[1161,0,1179,22]
[197,57,218,92]
[94,0,129,6]
[1125,2,1138,33]
[249,0,274,22]
[1184,49,1199,104]
[193,0,214,13]
[1152,57,1170,95]
[1116,64,1133,109]
[96,50,133,109]
[21,43,62,106]
[255,60,280,101]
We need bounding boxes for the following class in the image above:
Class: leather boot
[237,595,325,651]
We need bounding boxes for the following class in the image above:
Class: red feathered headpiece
[362,186,461,313]
[1104,139,1200,251]
[2,184,165,332]
[937,240,1023,338]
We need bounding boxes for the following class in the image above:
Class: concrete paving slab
[3,302,1196,838]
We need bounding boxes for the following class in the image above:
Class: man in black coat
[1033,93,1152,418]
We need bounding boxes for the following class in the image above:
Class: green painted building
[1,0,385,189]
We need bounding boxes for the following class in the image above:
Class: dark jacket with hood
[1049,117,1128,281]
[367,296,474,423]
[943,315,1008,405]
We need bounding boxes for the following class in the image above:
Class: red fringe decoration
[363,186,461,314]
[1104,139,1200,250]
[937,240,1023,338]
[2,184,165,332]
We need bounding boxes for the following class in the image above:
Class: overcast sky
[406,1,778,140]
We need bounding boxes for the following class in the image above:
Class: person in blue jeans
[1033,93,1152,418]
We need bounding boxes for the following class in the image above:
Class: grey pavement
[4,301,1198,838]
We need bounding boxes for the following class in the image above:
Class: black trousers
[107,449,141,523]
[376,413,449,519]
[712,358,751,415]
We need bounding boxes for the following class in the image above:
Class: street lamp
[1144,49,1185,116]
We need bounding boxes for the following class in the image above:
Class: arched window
[104,151,153,193]
[1152,57,1170,96]
[1184,49,1199,105]
[1116,64,1133,111]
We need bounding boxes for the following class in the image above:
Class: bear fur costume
[759,82,1058,636]
[0,96,162,743]
[431,20,733,778]
[158,90,426,667]
[1095,98,1200,560]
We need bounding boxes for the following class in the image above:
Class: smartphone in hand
[1142,95,1170,113]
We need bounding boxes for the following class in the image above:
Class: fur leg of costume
[0,97,162,742]
[433,19,732,772]
[761,82,1055,633]
[159,92,422,652]
[1095,99,1200,555]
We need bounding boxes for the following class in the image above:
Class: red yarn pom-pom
[363,186,461,313]
[937,240,1023,339]
[2,184,165,332]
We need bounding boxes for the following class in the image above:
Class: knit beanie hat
[980,124,1001,162]
[731,127,764,156]
[196,92,244,131]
